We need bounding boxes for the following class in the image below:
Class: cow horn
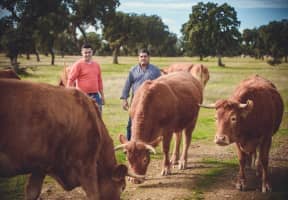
[127,169,146,179]
[239,103,248,108]
[114,144,128,151]
[239,100,252,108]
[198,103,216,108]
[144,144,156,154]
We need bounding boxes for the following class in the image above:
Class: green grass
[0,176,26,200]
[0,54,288,199]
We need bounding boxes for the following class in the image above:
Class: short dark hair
[138,48,150,56]
[81,43,93,49]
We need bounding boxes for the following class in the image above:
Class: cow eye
[231,116,237,122]
[143,157,148,164]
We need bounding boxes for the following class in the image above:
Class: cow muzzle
[214,134,230,146]
[127,176,145,184]
[127,169,146,184]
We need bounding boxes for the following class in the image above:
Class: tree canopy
[0,0,119,67]
[181,2,241,66]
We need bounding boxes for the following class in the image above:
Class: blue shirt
[120,63,161,99]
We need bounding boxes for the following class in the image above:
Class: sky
[117,0,288,37]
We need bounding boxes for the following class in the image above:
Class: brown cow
[161,63,209,87]
[58,65,74,87]
[160,63,209,167]
[115,72,204,182]
[200,75,284,192]
[0,79,136,200]
[0,69,20,79]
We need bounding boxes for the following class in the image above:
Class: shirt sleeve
[98,65,103,91]
[67,62,80,87]
[120,71,133,99]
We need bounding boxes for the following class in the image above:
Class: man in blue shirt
[120,49,161,140]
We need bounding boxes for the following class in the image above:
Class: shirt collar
[138,63,150,71]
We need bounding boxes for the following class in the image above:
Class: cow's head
[99,163,145,199]
[98,164,127,200]
[115,134,162,183]
[200,99,253,145]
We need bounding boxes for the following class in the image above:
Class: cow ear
[240,100,254,118]
[160,68,168,75]
[149,136,163,147]
[119,134,128,144]
[112,164,128,181]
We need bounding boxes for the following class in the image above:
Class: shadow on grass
[137,159,288,200]
[194,159,288,200]
[0,176,26,200]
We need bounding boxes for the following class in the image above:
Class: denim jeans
[126,117,132,141]
[88,92,102,113]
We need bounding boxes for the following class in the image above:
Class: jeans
[88,92,102,113]
[126,117,132,141]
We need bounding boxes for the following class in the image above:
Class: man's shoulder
[148,64,160,71]
[130,64,139,71]
[92,60,100,66]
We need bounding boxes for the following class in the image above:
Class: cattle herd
[0,65,284,199]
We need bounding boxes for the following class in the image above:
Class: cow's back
[232,75,284,135]
[0,69,20,79]
[165,63,209,87]
[131,72,203,139]
[0,79,101,177]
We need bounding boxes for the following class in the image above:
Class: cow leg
[258,137,272,192]
[179,127,193,170]
[161,132,173,176]
[170,131,182,168]
[235,143,247,191]
[25,172,45,200]
[246,150,257,169]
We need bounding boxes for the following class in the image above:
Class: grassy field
[0,54,287,199]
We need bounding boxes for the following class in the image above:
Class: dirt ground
[39,136,288,200]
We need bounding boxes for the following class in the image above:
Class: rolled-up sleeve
[120,71,133,99]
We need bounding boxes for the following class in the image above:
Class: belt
[88,92,99,95]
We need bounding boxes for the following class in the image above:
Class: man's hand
[122,99,129,111]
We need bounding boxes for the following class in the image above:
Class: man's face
[138,52,149,67]
[81,48,93,62]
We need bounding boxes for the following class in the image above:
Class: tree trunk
[10,56,19,73]
[200,55,203,61]
[112,47,120,64]
[217,55,224,67]
[35,51,40,62]
[70,24,81,49]
[50,48,55,65]
[78,25,87,43]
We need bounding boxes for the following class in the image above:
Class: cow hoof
[161,168,171,176]
[170,158,179,168]
[127,177,143,184]
[262,184,272,192]
[236,179,247,191]
[178,160,187,170]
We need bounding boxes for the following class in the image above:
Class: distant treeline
[0,1,287,70]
